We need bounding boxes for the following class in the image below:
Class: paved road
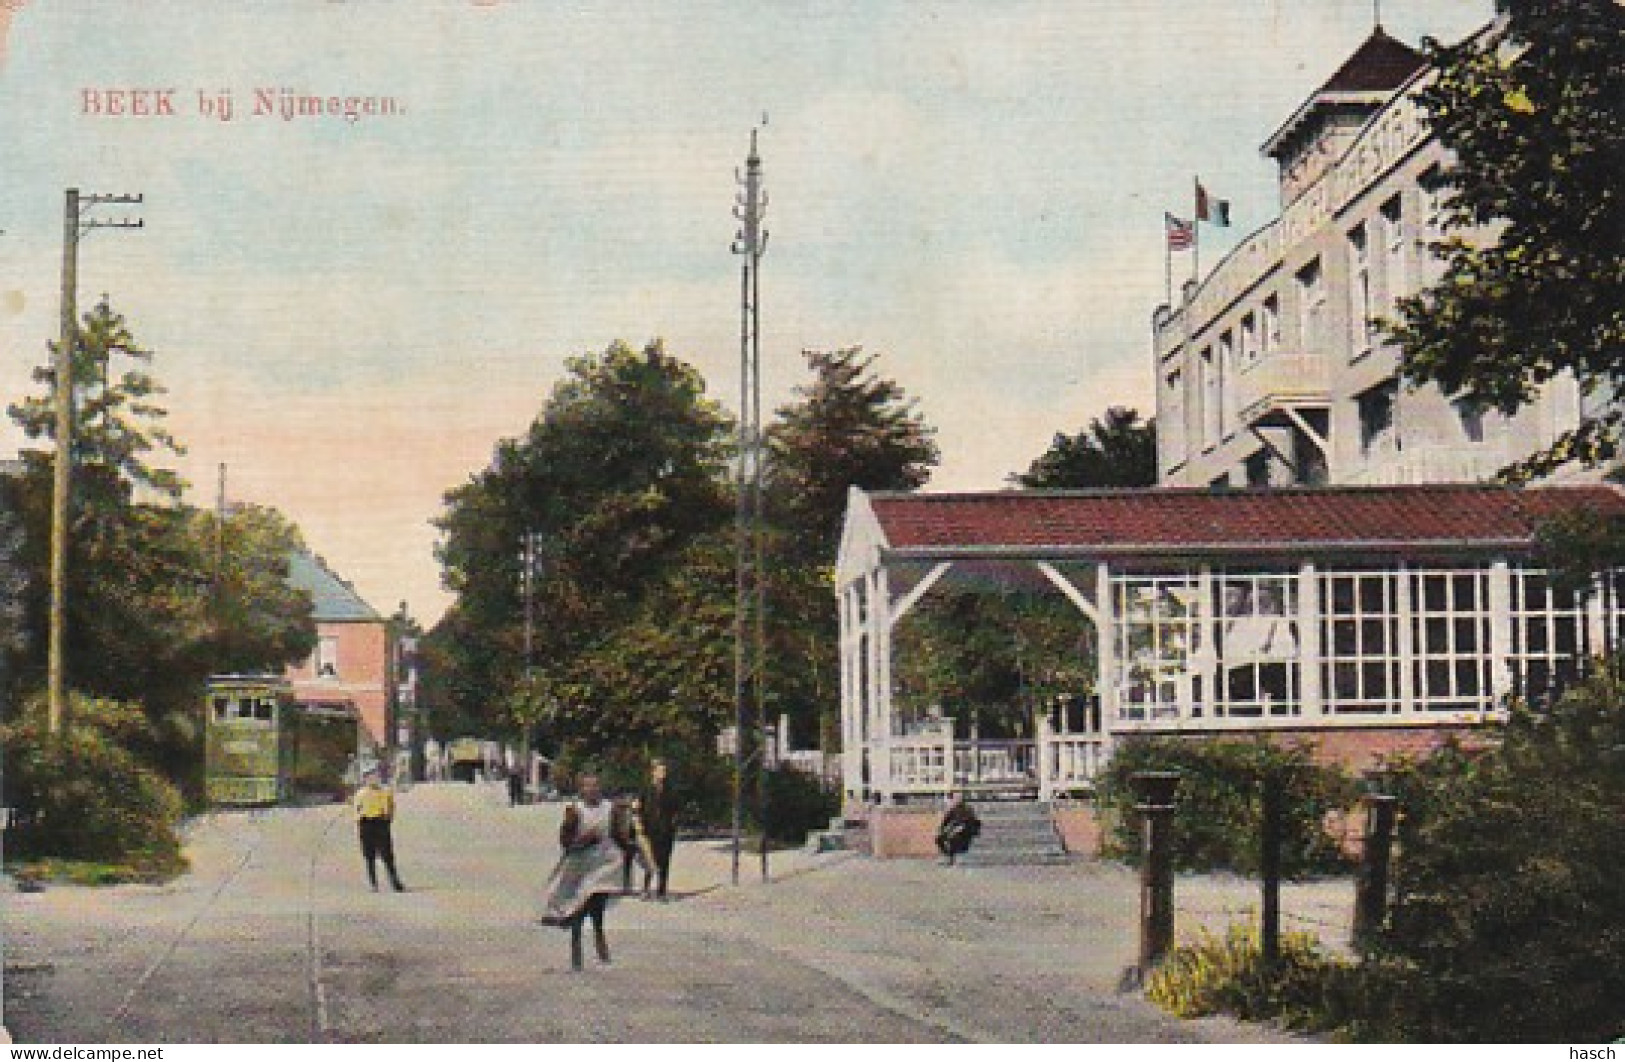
[3,782,1341,1043]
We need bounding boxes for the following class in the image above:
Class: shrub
[1099,736,1357,877]
[2,694,186,876]
[1147,923,1352,1031]
[1366,667,1625,1043]
[761,764,839,846]
[1147,923,1410,1040]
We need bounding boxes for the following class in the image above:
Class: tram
[204,675,355,806]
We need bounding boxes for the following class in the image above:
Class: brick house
[285,551,391,750]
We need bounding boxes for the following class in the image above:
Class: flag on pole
[1195,179,1230,226]
[1165,212,1194,250]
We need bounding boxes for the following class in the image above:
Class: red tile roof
[866,484,1625,556]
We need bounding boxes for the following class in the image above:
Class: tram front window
[254,697,275,721]
[213,696,230,721]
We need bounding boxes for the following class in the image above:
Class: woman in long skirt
[540,772,626,970]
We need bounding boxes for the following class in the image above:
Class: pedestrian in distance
[638,756,681,899]
[618,794,657,896]
[540,771,627,970]
[507,762,525,807]
[355,767,406,892]
[936,793,980,866]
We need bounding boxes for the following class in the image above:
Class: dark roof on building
[1263,25,1430,160]
[1318,26,1427,95]
[287,551,381,622]
[864,484,1625,558]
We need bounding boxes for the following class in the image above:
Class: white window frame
[1348,222,1373,360]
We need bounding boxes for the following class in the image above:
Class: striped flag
[1166,212,1194,250]
[1195,179,1231,226]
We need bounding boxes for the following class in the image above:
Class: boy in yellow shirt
[355,767,406,892]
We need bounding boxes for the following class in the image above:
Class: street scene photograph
[0,0,1622,1047]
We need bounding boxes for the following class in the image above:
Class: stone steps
[954,801,1071,867]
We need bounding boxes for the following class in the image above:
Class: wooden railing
[878,731,1108,800]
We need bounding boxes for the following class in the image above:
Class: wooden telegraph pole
[48,188,143,735]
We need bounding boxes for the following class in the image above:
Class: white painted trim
[1036,561,1099,624]
[888,562,952,630]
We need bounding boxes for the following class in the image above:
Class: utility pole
[48,188,143,735]
[519,529,543,767]
[731,127,769,884]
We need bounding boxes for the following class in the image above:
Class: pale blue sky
[0,0,1492,622]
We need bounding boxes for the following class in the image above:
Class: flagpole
[1192,175,1201,284]
[1165,222,1173,307]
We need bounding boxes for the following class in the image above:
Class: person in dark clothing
[936,794,980,865]
[638,758,681,899]
[507,763,525,806]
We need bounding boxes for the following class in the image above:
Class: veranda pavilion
[836,483,1625,808]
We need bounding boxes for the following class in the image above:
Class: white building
[1154,23,1587,490]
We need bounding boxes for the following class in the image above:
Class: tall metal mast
[731,127,769,883]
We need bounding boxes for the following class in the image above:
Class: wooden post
[1133,771,1180,978]
[1260,771,1284,966]
[1353,793,1398,950]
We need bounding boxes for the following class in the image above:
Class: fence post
[1133,770,1181,979]
[1353,792,1398,950]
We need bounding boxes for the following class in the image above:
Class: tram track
[106,810,272,1028]
[306,805,344,1042]
[101,804,348,1038]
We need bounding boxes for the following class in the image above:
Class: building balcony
[1236,349,1329,426]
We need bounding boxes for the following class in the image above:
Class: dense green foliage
[893,586,1094,738]
[428,340,937,795]
[1099,737,1357,877]
[1365,669,1625,1042]
[1013,406,1157,489]
[1147,924,1364,1036]
[767,346,939,563]
[429,339,733,762]
[2,694,186,877]
[3,299,316,797]
[1145,671,1625,1042]
[1384,1,1625,481]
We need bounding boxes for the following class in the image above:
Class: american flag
[1165,213,1194,251]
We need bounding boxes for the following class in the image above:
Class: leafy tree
[2,300,314,763]
[767,347,939,562]
[893,585,1095,738]
[764,347,939,754]
[1374,667,1625,1042]
[1014,406,1158,489]
[431,339,733,748]
[1383,2,1625,481]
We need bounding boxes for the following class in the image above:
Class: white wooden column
[839,582,861,798]
[1396,564,1416,716]
[867,566,893,799]
[1299,561,1322,717]
[1489,559,1514,704]
[1097,562,1118,742]
[1585,573,1609,659]
[1198,564,1215,722]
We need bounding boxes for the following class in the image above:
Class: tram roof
[848,483,1625,563]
